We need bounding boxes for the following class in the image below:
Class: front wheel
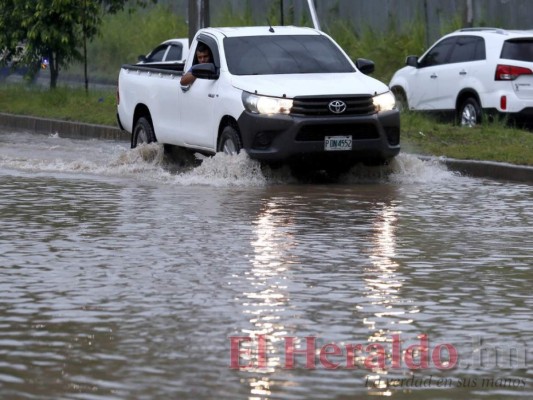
[392,87,408,112]
[458,97,481,127]
[217,125,242,155]
[132,117,156,148]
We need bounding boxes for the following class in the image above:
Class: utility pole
[188,0,210,44]
[423,0,430,47]
[465,0,474,27]
[307,0,320,30]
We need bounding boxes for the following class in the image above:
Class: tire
[363,158,390,167]
[217,125,242,155]
[392,87,408,112]
[458,97,481,127]
[132,117,156,148]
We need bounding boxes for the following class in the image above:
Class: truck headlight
[373,91,396,112]
[242,92,293,115]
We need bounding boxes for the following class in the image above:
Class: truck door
[178,37,221,151]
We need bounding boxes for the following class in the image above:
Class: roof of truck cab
[205,26,322,37]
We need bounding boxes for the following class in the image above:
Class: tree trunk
[83,0,89,93]
[49,52,59,89]
[83,31,88,92]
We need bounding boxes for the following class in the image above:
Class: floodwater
[0,130,531,400]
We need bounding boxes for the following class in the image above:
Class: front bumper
[237,110,400,166]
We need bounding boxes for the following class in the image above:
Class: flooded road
[0,130,531,399]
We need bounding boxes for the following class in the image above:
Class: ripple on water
[0,130,531,399]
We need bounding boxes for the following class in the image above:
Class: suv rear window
[224,35,355,75]
[501,39,533,62]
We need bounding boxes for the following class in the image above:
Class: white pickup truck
[117,26,400,171]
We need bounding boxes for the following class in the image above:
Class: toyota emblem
[328,100,347,114]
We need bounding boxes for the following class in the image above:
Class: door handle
[459,71,467,76]
[430,74,437,79]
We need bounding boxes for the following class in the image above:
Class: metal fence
[159,0,533,45]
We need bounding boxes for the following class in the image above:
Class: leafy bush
[327,17,427,83]
[66,4,188,83]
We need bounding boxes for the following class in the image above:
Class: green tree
[0,0,154,89]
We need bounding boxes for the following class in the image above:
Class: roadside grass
[0,84,117,126]
[401,111,533,165]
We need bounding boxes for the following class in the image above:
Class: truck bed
[121,63,185,75]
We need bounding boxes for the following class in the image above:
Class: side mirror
[191,63,219,80]
[405,55,419,67]
[137,55,147,63]
[355,58,375,75]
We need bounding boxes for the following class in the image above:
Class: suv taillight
[495,64,533,81]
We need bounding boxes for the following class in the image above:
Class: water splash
[387,154,460,184]
[175,152,267,187]
[114,147,458,186]
[0,131,458,186]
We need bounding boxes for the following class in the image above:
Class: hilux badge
[329,100,347,114]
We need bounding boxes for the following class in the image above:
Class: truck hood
[230,73,390,98]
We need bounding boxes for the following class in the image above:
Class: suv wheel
[458,97,481,127]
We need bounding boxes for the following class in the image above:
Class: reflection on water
[241,199,294,397]
[364,203,407,396]
[0,130,531,399]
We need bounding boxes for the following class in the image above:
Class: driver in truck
[179,43,212,86]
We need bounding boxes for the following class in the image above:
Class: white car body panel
[230,73,389,98]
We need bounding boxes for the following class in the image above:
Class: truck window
[224,35,355,75]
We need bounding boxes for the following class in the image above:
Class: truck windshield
[224,35,356,75]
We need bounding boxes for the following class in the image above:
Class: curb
[0,112,129,142]
[417,156,533,184]
[0,112,532,184]
[442,158,533,184]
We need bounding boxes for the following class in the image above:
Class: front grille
[291,95,375,116]
[295,123,379,141]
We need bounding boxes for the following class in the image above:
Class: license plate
[325,135,352,151]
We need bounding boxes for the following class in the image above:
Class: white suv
[137,38,189,65]
[389,28,533,126]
